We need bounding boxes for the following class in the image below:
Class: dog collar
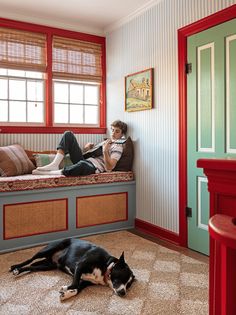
[104,262,115,284]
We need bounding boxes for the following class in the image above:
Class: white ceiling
[0,0,158,35]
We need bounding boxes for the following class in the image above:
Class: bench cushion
[0,171,134,192]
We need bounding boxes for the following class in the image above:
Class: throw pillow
[25,149,56,166]
[33,153,73,168]
[113,136,134,172]
[0,144,36,177]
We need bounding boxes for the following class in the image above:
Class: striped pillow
[0,144,35,177]
[33,153,73,168]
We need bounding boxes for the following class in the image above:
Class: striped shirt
[87,143,123,173]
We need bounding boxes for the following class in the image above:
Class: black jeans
[57,131,96,176]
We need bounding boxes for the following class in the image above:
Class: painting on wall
[125,68,154,112]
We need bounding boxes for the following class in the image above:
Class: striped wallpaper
[0,133,105,152]
[105,0,235,233]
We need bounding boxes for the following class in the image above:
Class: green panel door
[187,18,236,255]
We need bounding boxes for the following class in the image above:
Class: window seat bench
[0,171,135,253]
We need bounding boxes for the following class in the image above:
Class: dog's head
[108,252,135,297]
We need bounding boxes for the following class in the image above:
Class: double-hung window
[0,28,46,126]
[52,36,102,126]
[0,19,106,133]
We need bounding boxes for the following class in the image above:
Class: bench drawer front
[76,192,128,228]
[4,199,68,239]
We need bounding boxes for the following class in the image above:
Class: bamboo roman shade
[52,36,102,82]
[0,27,47,72]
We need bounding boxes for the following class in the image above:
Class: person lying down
[32,120,127,177]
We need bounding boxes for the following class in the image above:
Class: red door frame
[178,4,236,247]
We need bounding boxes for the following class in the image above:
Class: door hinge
[186,63,192,74]
[186,206,192,218]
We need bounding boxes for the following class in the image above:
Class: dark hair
[111,120,128,135]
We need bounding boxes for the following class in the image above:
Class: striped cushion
[0,144,35,177]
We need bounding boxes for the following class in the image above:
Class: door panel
[226,34,236,153]
[187,18,236,255]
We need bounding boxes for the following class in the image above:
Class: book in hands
[83,138,127,159]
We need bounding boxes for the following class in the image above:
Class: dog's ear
[119,251,125,264]
[107,256,118,266]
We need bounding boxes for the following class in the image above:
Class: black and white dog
[10,238,135,300]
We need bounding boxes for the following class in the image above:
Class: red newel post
[197,158,236,315]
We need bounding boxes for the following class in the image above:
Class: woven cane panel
[76,193,127,227]
[4,199,67,239]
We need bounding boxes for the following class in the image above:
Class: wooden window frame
[0,18,106,134]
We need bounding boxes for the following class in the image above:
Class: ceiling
[0,0,158,35]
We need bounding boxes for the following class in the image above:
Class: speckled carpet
[0,231,208,315]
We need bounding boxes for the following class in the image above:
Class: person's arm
[83,142,94,153]
[102,140,119,171]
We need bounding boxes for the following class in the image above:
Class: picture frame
[125,68,154,112]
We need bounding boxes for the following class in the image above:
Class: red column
[209,214,236,315]
[197,158,236,315]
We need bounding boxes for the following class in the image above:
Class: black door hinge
[186,206,192,218]
[186,63,192,74]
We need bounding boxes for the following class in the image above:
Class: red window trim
[0,17,106,134]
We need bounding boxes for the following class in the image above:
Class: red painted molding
[178,4,236,247]
[0,17,106,134]
[0,126,107,134]
[135,218,180,245]
[0,17,105,42]
[197,158,236,171]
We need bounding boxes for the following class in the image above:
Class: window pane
[0,79,8,99]
[70,84,83,103]
[8,69,25,77]
[54,82,68,103]
[28,102,44,122]
[0,68,7,75]
[25,71,44,79]
[9,80,26,100]
[27,81,43,101]
[54,103,68,123]
[0,100,8,121]
[70,105,83,123]
[85,105,98,124]
[85,85,98,105]
[9,101,26,122]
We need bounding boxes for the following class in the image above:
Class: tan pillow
[114,137,134,172]
[0,144,36,177]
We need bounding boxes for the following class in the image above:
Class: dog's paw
[12,268,20,276]
[59,288,78,301]
[9,265,17,272]
[59,286,68,293]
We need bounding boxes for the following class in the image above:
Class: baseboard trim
[135,218,180,245]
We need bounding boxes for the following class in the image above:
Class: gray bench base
[0,181,136,253]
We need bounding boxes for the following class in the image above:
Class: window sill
[0,126,107,134]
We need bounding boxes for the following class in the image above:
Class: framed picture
[125,68,154,112]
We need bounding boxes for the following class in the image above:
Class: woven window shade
[0,27,46,72]
[52,36,102,82]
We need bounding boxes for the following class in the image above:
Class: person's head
[110,120,127,140]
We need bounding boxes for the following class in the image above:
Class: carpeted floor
[0,231,208,315]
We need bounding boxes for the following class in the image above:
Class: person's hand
[102,139,112,154]
[84,142,94,151]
